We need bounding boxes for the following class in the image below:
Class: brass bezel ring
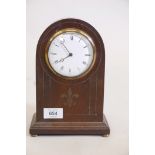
[45,28,96,80]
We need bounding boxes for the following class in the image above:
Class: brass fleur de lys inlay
[60,88,79,107]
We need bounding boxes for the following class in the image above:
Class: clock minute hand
[62,43,71,54]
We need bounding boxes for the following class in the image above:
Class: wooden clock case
[30,18,110,136]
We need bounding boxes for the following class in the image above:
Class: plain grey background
[26,0,128,155]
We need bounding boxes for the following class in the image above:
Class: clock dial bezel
[45,28,96,79]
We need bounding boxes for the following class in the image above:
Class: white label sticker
[43,108,63,119]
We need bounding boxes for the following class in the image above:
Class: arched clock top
[36,19,105,83]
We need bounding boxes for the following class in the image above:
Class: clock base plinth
[29,113,110,136]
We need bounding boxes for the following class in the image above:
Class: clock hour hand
[57,53,73,63]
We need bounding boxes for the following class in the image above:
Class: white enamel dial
[47,31,94,77]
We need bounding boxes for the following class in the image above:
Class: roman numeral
[54,42,59,47]
[69,68,71,73]
[82,61,87,65]
[50,52,57,55]
[85,54,91,56]
[54,60,59,64]
[60,66,64,70]
[70,36,73,40]
[60,38,65,44]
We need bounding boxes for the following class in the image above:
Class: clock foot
[30,134,38,137]
[102,134,110,137]
[29,113,110,136]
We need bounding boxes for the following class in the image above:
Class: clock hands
[54,40,73,64]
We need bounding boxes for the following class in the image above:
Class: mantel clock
[30,18,110,136]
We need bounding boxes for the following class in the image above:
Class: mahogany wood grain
[29,18,110,136]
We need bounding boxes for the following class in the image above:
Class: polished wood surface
[30,18,110,136]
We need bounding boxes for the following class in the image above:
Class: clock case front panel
[30,19,110,136]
